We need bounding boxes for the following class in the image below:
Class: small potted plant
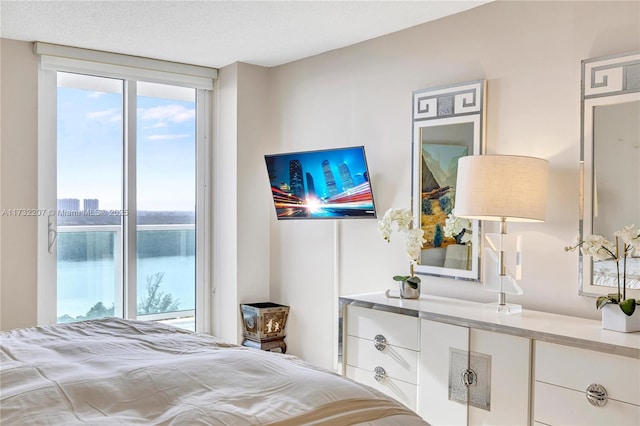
[443,209,472,245]
[565,224,640,332]
[378,208,426,299]
[443,209,473,270]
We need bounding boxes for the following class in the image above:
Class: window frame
[36,44,214,332]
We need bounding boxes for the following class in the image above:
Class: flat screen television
[264,146,376,220]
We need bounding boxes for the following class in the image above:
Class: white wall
[0,39,39,330]
[266,0,640,369]
[213,62,272,343]
[212,62,240,341]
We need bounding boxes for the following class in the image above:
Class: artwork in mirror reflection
[412,80,485,281]
[580,51,640,296]
[419,125,471,268]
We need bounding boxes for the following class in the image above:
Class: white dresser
[345,305,420,409]
[340,293,640,426]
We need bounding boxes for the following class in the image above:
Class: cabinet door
[469,328,531,425]
[419,320,531,426]
[418,319,469,425]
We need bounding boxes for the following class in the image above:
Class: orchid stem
[622,244,627,301]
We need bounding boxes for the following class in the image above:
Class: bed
[593,257,640,289]
[0,318,428,425]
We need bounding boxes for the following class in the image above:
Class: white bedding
[593,257,640,289]
[0,318,427,425]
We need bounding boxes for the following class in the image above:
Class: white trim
[332,221,341,372]
[35,42,217,90]
[195,89,212,334]
[37,53,213,327]
[37,65,58,325]
[581,91,640,300]
[123,81,138,319]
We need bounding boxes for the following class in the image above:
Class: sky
[57,79,196,211]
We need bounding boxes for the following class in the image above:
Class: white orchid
[377,220,391,242]
[378,208,426,265]
[564,234,581,253]
[443,209,472,245]
[565,224,640,316]
[405,228,426,263]
[614,224,640,257]
[581,234,616,261]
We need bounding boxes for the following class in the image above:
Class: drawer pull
[586,384,608,407]
[374,334,387,351]
[461,368,477,387]
[374,366,386,382]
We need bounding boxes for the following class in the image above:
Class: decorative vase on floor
[601,304,640,333]
[399,279,420,299]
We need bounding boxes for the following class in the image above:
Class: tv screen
[264,146,376,220]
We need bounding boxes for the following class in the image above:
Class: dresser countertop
[340,292,640,359]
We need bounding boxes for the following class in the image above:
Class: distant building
[279,182,290,193]
[57,198,80,211]
[289,160,304,200]
[322,160,338,197]
[338,162,355,191]
[305,172,316,199]
[83,198,99,213]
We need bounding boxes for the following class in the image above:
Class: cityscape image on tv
[264,146,376,219]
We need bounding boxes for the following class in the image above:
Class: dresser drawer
[346,305,419,351]
[534,381,640,425]
[346,365,417,410]
[535,341,640,406]
[345,335,418,384]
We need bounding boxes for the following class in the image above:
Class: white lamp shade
[454,155,549,222]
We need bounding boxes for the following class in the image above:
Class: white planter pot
[601,304,640,333]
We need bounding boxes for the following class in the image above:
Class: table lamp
[455,155,549,313]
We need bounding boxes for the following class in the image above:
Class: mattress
[0,318,428,425]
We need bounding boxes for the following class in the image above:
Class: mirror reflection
[579,51,640,297]
[419,123,474,270]
[591,100,640,289]
[411,80,485,281]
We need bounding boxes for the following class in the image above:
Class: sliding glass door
[56,73,125,322]
[53,73,198,330]
[136,81,196,328]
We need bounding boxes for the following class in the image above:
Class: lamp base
[484,302,522,314]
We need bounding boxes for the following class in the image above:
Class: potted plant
[443,209,473,270]
[378,208,426,299]
[565,224,640,332]
[443,209,472,245]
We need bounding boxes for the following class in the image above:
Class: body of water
[58,255,195,318]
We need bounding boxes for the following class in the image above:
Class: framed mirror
[411,80,486,280]
[579,52,640,298]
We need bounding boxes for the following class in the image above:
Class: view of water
[58,255,195,318]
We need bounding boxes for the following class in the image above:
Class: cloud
[86,108,121,123]
[139,105,195,126]
[147,134,191,141]
[87,92,106,99]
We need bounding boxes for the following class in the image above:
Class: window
[37,43,215,332]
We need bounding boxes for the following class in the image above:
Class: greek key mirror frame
[411,80,486,281]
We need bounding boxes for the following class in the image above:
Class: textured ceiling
[0,1,491,69]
